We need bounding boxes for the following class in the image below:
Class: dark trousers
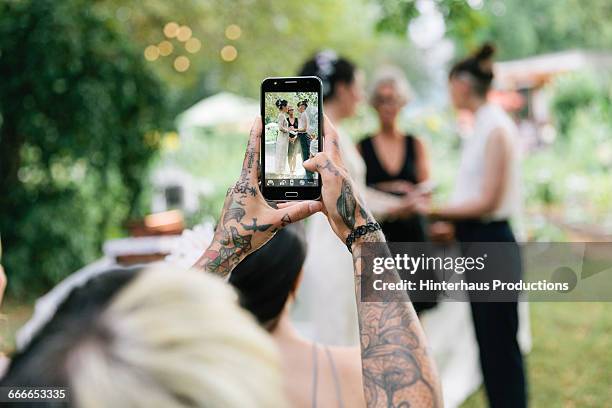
[298,132,314,180]
[455,220,528,408]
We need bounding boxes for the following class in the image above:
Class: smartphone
[260,76,323,201]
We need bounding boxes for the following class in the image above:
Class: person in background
[358,66,435,313]
[417,43,526,408]
[1,267,286,407]
[359,66,429,242]
[286,105,300,175]
[296,51,418,346]
[230,224,366,408]
[194,116,443,407]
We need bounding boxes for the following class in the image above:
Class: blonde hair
[369,65,413,106]
[67,267,286,408]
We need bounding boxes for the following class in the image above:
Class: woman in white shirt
[418,43,527,408]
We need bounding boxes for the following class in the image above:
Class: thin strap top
[311,342,344,408]
[288,116,298,129]
[358,134,418,186]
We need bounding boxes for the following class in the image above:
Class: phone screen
[261,77,322,201]
[263,91,320,187]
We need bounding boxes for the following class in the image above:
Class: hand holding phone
[261,77,323,201]
[279,116,374,243]
[194,118,322,276]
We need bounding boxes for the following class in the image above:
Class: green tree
[0,0,169,296]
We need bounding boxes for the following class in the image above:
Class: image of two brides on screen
[270,98,317,182]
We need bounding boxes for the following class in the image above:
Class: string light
[176,26,192,42]
[185,37,202,53]
[225,24,242,40]
[158,40,173,56]
[220,45,238,61]
[163,22,179,38]
[144,45,160,61]
[174,56,190,72]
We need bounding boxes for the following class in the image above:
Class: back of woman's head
[449,43,496,96]
[299,50,356,101]
[229,223,307,330]
[2,267,285,408]
[275,99,288,110]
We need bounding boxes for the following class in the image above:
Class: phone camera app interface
[264,92,319,186]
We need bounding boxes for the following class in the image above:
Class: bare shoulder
[328,346,366,406]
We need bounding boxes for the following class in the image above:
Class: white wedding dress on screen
[274,113,289,176]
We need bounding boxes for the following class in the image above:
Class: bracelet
[345,222,381,253]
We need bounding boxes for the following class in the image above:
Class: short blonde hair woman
[2,267,286,408]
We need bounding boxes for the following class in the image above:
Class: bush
[0,0,169,297]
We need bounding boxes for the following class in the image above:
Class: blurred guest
[230,225,366,408]
[358,66,429,242]
[418,43,526,408]
[358,66,436,314]
[297,51,418,346]
[1,267,286,407]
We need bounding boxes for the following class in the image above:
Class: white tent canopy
[176,92,258,138]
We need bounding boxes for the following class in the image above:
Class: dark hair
[449,43,496,96]
[297,100,308,108]
[229,224,307,330]
[299,50,356,101]
[1,267,141,390]
[275,99,288,110]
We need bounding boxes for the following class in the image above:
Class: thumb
[302,158,317,172]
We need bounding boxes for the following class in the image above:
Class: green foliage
[522,71,612,230]
[0,0,169,297]
[374,0,489,50]
[550,72,609,137]
[263,92,318,125]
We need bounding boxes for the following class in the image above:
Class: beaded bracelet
[345,222,382,253]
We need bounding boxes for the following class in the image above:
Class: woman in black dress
[358,66,435,313]
[286,105,300,175]
[358,66,429,243]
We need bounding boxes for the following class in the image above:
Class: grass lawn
[2,300,611,407]
[461,302,612,408]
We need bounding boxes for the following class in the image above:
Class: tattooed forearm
[352,234,443,408]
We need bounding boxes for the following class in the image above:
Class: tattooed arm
[193,118,322,278]
[295,116,443,408]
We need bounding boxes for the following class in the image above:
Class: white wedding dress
[274,113,289,176]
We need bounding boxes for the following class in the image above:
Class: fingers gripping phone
[260,76,323,201]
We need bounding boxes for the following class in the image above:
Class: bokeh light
[220,45,238,61]
[225,24,242,40]
[185,38,202,53]
[174,56,190,72]
[163,22,179,38]
[158,40,173,56]
[144,45,160,61]
[176,26,192,42]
